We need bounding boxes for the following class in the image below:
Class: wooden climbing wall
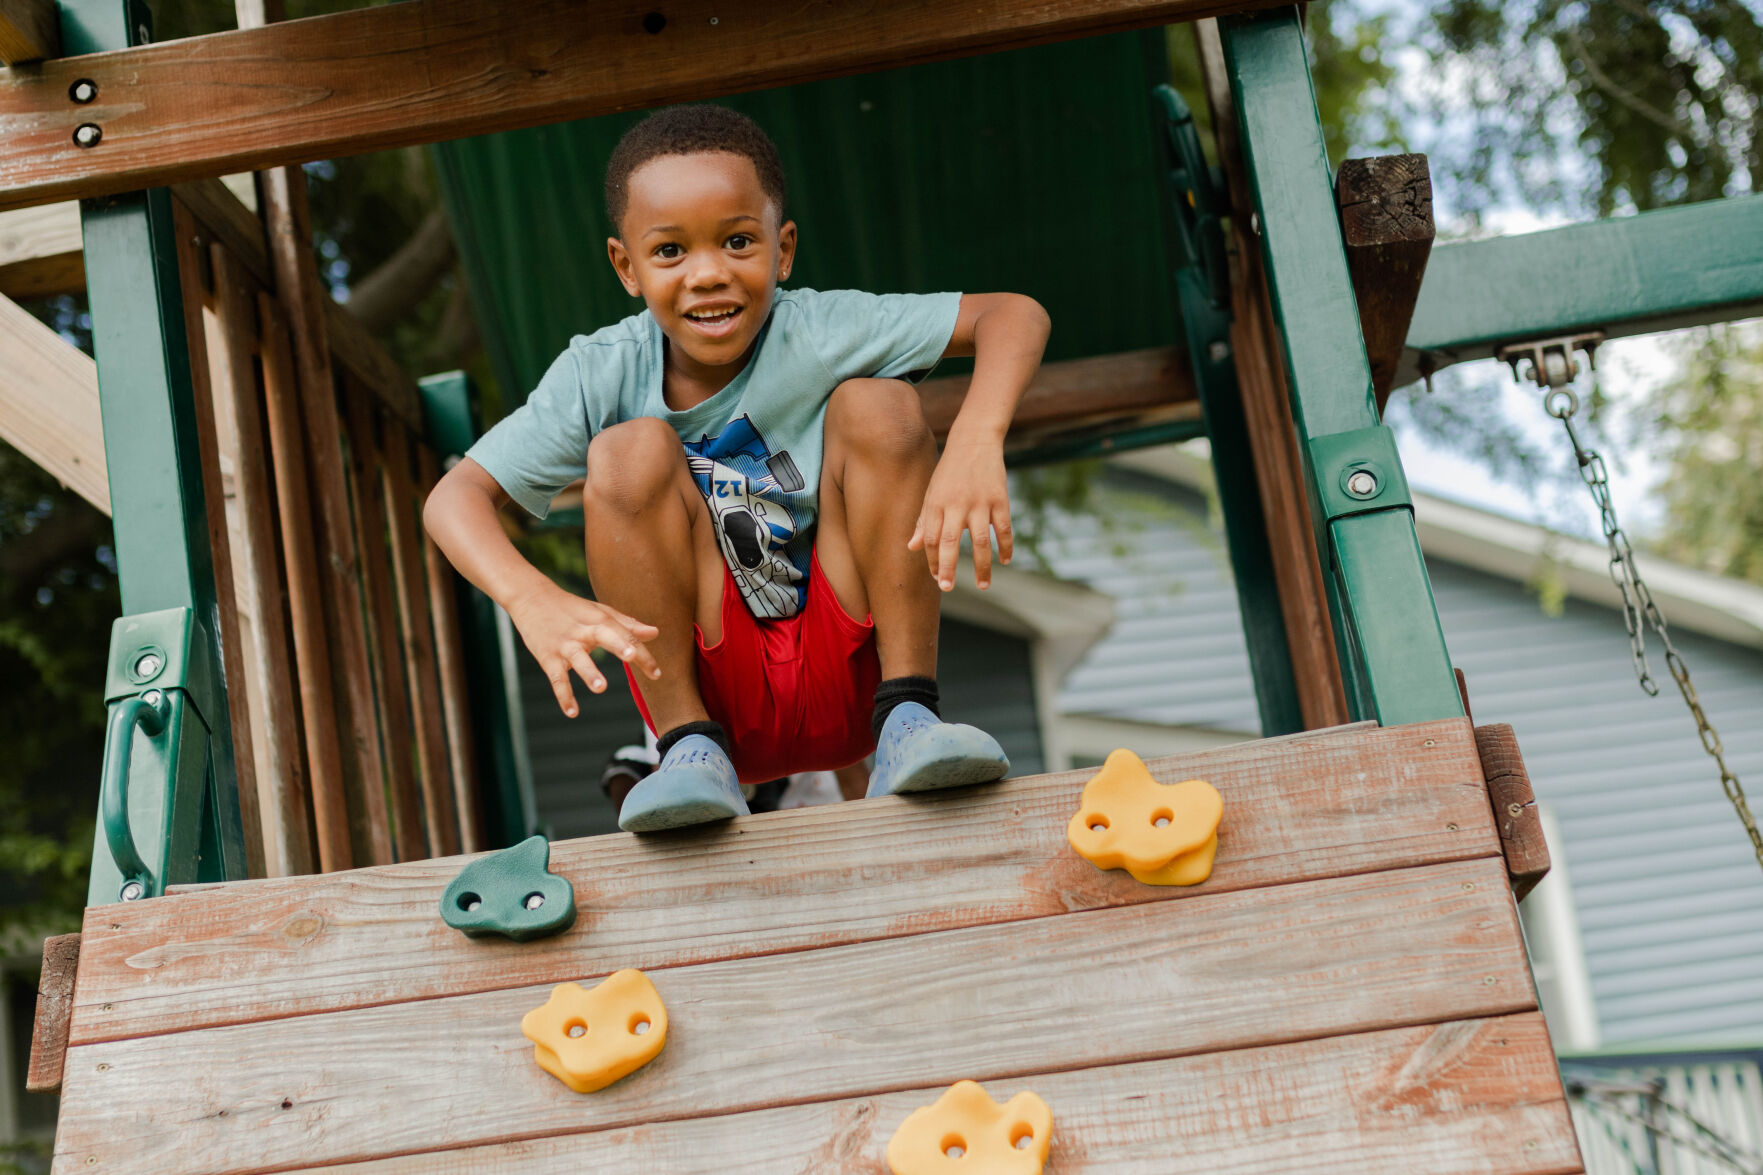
[44,719,1583,1173]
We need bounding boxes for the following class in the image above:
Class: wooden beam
[24,932,78,1094]
[918,345,1198,448]
[0,0,58,65]
[0,199,82,298]
[1336,153,1433,413]
[0,0,1291,212]
[265,1015,1578,1175]
[1474,723,1550,902]
[71,719,1490,1044]
[0,290,108,513]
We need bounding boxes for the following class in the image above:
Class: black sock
[873,676,940,738]
[657,720,731,762]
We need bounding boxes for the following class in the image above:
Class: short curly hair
[604,105,788,233]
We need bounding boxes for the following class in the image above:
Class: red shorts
[626,550,881,785]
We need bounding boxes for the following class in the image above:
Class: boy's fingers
[994,507,1014,565]
[969,509,993,588]
[589,622,641,666]
[918,508,943,574]
[907,519,924,553]
[567,648,607,696]
[603,606,659,638]
[626,640,663,680]
[937,520,962,591]
[544,661,579,718]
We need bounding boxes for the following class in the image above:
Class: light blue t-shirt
[467,287,961,621]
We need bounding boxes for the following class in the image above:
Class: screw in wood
[69,79,97,104]
[73,124,102,148]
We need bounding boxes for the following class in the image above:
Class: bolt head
[120,881,144,901]
[1346,470,1378,497]
[524,893,545,910]
[74,123,102,148]
[70,79,97,103]
[142,689,163,707]
[134,651,163,680]
[1206,340,1230,362]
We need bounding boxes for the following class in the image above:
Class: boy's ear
[606,237,642,297]
[776,219,798,284]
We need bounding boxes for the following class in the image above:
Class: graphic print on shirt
[684,415,808,619]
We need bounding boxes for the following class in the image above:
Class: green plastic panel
[431,31,1177,411]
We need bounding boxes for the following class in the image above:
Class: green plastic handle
[100,691,172,897]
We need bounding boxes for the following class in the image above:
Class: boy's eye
[725,234,753,250]
[654,243,683,259]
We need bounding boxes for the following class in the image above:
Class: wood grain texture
[1196,19,1349,731]
[419,446,483,853]
[0,200,83,297]
[918,346,1199,449]
[0,0,57,64]
[383,422,461,858]
[0,0,1293,212]
[281,1015,1578,1175]
[205,242,315,878]
[342,383,426,861]
[170,199,267,880]
[1475,723,1549,902]
[1336,154,1434,410]
[0,290,108,513]
[53,856,1533,1175]
[260,164,393,867]
[25,932,78,1093]
[69,720,1494,1044]
[258,292,353,873]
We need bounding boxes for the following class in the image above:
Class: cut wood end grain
[26,931,80,1093]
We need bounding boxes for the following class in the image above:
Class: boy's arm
[423,458,660,717]
[910,291,1050,591]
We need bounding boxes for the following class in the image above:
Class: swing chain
[1539,370,1763,874]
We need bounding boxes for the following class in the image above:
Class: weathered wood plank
[1475,723,1549,902]
[0,200,82,298]
[419,445,483,853]
[169,198,267,880]
[260,164,394,867]
[0,0,57,64]
[69,720,1494,1044]
[280,1015,1578,1175]
[53,856,1533,1175]
[1336,153,1434,412]
[343,382,428,861]
[1196,18,1349,730]
[383,421,461,858]
[258,292,353,873]
[0,0,1293,212]
[919,346,1198,448]
[24,932,78,1093]
[0,291,107,513]
[205,242,315,878]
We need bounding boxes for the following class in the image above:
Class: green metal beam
[1397,195,1763,389]
[420,371,537,848]
[1222,6,1462,728]
[69,0,246,903]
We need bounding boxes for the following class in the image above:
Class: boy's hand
[910,438,1012,591]
[507,583,661,718]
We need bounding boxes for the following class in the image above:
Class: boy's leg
[582,418,746,829]
[818,380,1009,795]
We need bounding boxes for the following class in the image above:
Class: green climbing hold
[441,835,577,942]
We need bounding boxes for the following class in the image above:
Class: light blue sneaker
[617,734,749,832]
[866,702,1010,798]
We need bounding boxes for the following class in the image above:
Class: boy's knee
[827,379,934,464]
[585,418,683,514]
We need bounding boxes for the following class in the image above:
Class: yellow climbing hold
[520,969,668,1093]
[887,1080,1053,1175]
[1066,748,1223,886]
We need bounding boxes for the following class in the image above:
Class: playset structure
[3,0,1761,1170]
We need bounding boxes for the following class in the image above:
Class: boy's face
[607,152,796,379]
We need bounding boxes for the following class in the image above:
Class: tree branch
[343,208,456,334]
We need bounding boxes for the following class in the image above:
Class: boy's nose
[684,257,731,288]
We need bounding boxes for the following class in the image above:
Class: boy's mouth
[680,304,744,338]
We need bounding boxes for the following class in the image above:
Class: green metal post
[420,372,537,847]
[1220,7,1463,726]
[65,0,247,903]
[1153,85,1303,736]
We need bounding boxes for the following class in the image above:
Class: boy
[424,105,1049,832]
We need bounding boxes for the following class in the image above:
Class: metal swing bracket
[1308,425,1413,522]
[90,607,223,904]
[1497,331,1606,390]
